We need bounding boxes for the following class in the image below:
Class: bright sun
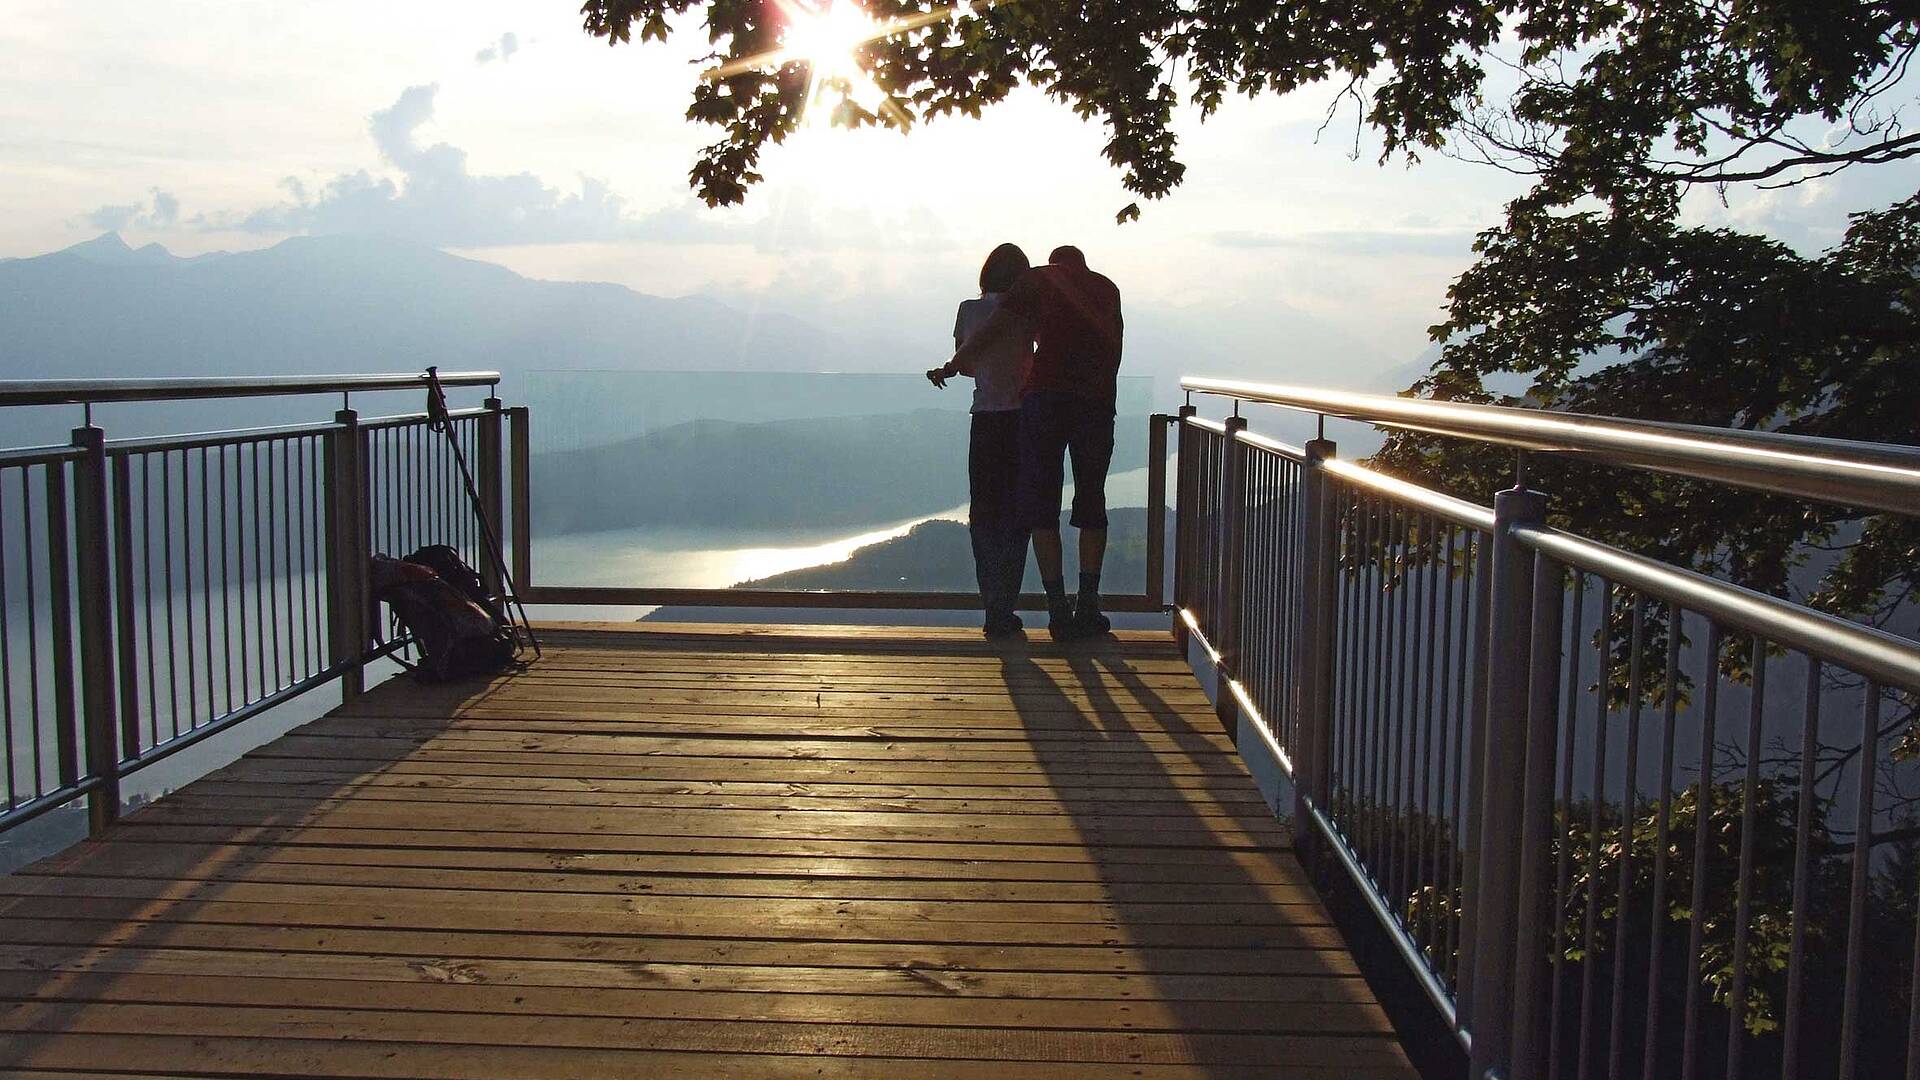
[782,0,876,79]
[707,1,992,128]
[776,0,893,123]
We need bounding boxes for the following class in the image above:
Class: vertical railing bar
[1780,654,1821,1075]
[305,436,320,677]
[1640,603,1684,1080]
[1549,571,1589,1080]
[268,441,284,692]
[138,455,159,752]
[298,435,311,677]
[1410,510,1432,930]
[1350,489,1365,840]
[1415,513,1440,959]
[109,451,141,758]
[1723,636,1767,1079]
[1388,504,1409,917]
[1255,452,1271,730]
[37,464,65,793]
[1576,579,1613,1080]
[1383,497,1400,892]
[1213,417,1247,728]
[411,421,423,550]
[1407,509,1428,930]
[1459,527,1495,1022]
[1398,508,1420,925]
[1380,499,1401,887]
[1343,488,1361,837]
[1437,524,1461,983]
[161,452,182,739]
[1332,487,1354,829]
[250,442,267,703]
[1679,622,1725,1080]
[0,476,15,808]
[1607,593,1646,1080]
[1838,682,1882,1080]
[1331,486,1349,825]
[197,448,212,735]
[1364,496,1385,878]
[233,443,251,707]
[390,425,401,553]
[1438,526,1458,981]
[217,443,235,716]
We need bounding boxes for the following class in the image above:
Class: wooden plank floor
[0,623,1415,1078]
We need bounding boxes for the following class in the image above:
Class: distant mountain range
[0,232,917,382]
[532,408,1151,533]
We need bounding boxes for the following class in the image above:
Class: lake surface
[524,460,1158,621]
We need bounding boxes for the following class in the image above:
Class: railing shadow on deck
[995,638,1413,1078]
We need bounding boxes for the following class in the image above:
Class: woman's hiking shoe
[983,612,1025,639]
[1046,599,1078,641]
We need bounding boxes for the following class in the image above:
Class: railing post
[71,425,122,834]
[1467,483,1548,1079]
[1214,415,1249,726]
[1293,437,1339,844]
[110,452,142,762]
[1145,415,1169,609]
[1508,552,1566,1080]
[477,396,505,600]
[326,408,369,702]
[44,462,77,791]
[508,406,531,591]
[1171,405,1197,651]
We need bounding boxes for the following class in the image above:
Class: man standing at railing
[931,245,1124,641]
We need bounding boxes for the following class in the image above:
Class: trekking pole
[425,366,542,660]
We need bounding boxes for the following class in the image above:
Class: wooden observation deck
[0,624,1413,1078]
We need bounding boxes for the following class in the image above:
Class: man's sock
[1077,571,1102,611]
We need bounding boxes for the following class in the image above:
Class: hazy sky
[4,1,1914,385]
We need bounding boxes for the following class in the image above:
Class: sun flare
[704,1,1004,128]
[782,0,875,80]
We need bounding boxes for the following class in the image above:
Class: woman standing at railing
[928,243,1034,638]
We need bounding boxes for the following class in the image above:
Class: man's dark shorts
[1017,390,1115,531]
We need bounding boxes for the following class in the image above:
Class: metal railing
[505,407,1171,613]
[0,372,509,839]
[1173,379,1920,1079]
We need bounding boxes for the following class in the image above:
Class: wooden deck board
[0,623,1415,1077]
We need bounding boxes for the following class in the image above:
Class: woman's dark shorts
[1016,390,1115,530]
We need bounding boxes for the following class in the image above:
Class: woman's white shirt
[954,293,1031,414]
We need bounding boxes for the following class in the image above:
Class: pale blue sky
[4,1,1911,384]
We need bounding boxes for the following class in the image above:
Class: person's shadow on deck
[997,636,1409,1078]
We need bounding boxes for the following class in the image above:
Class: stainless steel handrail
[1514,522,1920,691]
[1183,377,1920,515]
[0,371,502,407]
[1324,458,1497,531]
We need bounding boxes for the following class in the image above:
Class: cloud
[475,32,519,65]
[227,84,638,247]
[1211,227,1475,257]
[192,83,955,252]
[84,188,180,231]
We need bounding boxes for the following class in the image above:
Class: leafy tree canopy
[580,0,1920,627]
[579,1,1917,218]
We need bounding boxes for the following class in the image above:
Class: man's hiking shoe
[1046,600,1078,642]
[983,612,1025,639]
[1070,607,1112,638]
